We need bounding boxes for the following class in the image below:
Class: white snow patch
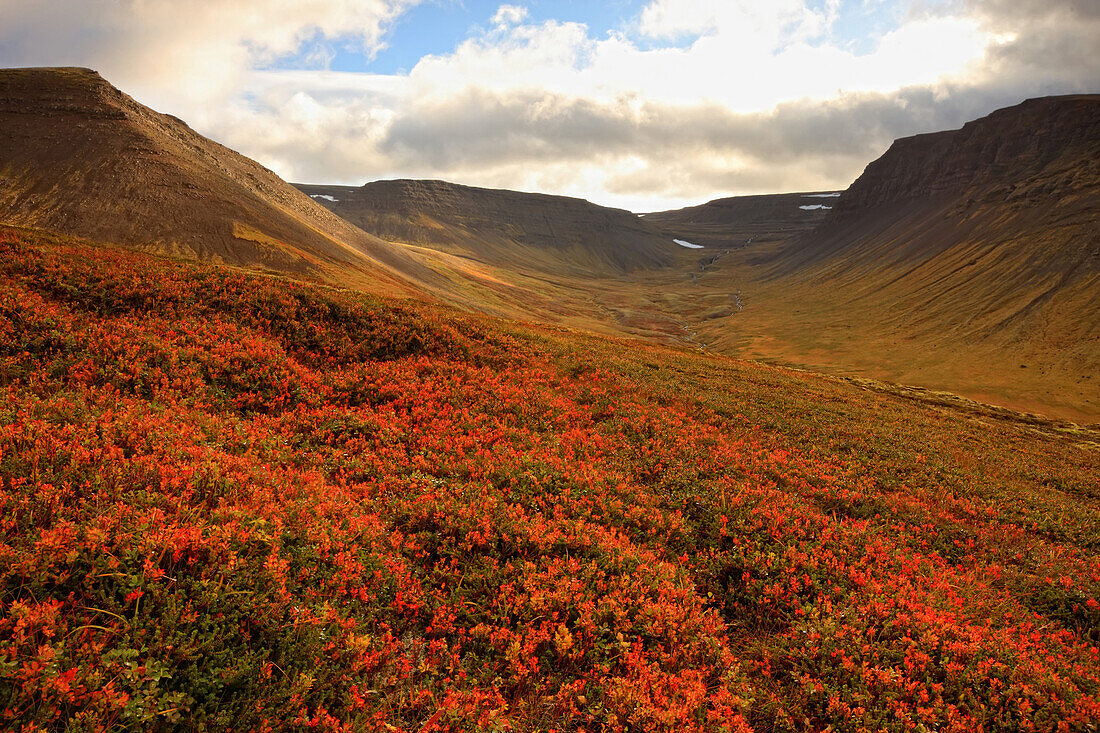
[802,193,841,198]
[799,204,833,211]
[673,239,704,249]
[310,194,339,203]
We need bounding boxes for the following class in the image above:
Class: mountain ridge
[832,94,1100,213]
[296,178,675,276]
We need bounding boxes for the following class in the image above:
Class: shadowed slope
[688,95,1100,421]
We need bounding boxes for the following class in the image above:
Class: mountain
[643,191,841,249]
[0,67,685,338]
[0,67,430,294]
[687,95,1100,421]
[774,94,1100,274]
[295,179,674,275]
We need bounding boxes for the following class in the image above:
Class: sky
[0,0,1097,212]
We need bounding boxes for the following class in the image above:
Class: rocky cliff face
[297,179,674,274]
[831,95,1100,215]
[0,67,428,293]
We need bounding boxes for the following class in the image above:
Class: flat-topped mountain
[780,95,1100,272]
[296,179,674,275]
[773,94,1100,306]
[0,67,428,293]
[643,191,841,249]
[833,95,1100,213]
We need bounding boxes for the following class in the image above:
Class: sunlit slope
[0,67,433,295]
[2,225,1098,731]
[295,179,674,276]
[678,96,1100,421]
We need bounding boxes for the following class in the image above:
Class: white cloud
[492,4,529,27]
[397,2,997,113]
[639,0,832,46]
[0,0,420,113]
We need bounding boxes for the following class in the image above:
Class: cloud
[215,74,1032,211]
[964,0,1100,89]
[492,4,529,27]
[0,0,420,112]
[638,0,833,46]
[0,0,1096,211]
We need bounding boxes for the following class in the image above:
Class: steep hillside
[2,225,1098,731]
[296,179,674,275]
[681,96,1100,421]
[775,94,1100,274]
[0,67,429,294]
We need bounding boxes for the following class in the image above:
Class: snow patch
[310,194,339,203]
[673,239,704,249]
[799,204,833,211]
[803,193,841,198]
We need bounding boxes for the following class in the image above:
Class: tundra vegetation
[1,226,1097,731]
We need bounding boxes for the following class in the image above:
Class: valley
[5,69,1094,423]
[295,95,1100,424]
[1,66,1098,732]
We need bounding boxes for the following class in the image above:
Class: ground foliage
[1,226,1098,731]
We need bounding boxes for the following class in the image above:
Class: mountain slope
[0,67,430,294]
[0,68,689,342]
[296,179,674,276]
[3,225,1098,731]
[774,94,1100,278]
[675,96,1100,421]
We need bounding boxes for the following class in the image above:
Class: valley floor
[444,231,1100,427]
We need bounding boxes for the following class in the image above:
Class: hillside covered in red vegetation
[1,225,1098,731]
